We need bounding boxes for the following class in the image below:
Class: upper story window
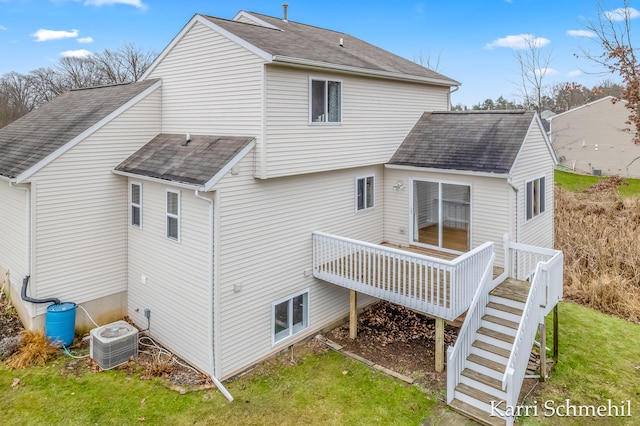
[310,78,342,124]
[130,182,142,228]
[166,190,180,241]
[526,176,546,221]
[356,176,375,212]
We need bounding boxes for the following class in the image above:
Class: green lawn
[555,169,640,197]
[520,302,640,425]
[0,347,437,425]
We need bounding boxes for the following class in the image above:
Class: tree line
[0,43,156,128]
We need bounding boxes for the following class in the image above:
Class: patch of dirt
[0,296,23,340]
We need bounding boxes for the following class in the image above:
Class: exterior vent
[592,169,602,176]
[89,320,138,370]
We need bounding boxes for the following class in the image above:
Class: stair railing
[446,252,495,403]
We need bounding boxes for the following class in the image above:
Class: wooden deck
[490,277,531,303]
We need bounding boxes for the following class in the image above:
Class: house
[0,8,562,425]
[550,96,640,177]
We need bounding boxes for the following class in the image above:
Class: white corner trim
[203,139,256,191]
[232,11,283,30]
[15,80,162,184]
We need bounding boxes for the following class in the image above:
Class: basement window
[166,190,180,241]
[130,182,142,228]
[526,176,546,221]
[273,290,309,344]
[310,78,342,124]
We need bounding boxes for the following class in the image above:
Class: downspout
[448,85,460,111]
[194,189,233,402]
[7,182,58,307]
[507,177,520,243]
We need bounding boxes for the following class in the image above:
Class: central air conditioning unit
[89,320,138,370]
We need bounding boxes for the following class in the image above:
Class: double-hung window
[525,176,546,221]
[273,291,309,344]
[166,190,180,241]
[356,176,375,212]
[310,78,341,123]
[130,182,142,228]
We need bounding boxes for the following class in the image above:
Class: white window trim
[271,289,309,346]
[166,189,181,242]
[525,175,546,223]
[355,175,375,213]
[130,181,142,229]
[308,76,343,125]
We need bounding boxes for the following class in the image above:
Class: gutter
[272,56,460,87]
[385,164,509,179]
[194,189,233,402]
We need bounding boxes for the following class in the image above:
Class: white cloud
[83,0,147,9]
[604,7,640,22]
[61,49,93,58]
[567,29,597,38]
[568,70,584,77]
[534,68,559,77]
[0,25,6,31]
[77,36,94,43]
[485,34,551,50]
[32,28,79,42]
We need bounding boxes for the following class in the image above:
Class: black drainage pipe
[21,275,60,305]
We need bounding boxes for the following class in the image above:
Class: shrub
[5,329,59,369]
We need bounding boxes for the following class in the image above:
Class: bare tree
[513,35,553,112]
[582,0,640,143]
[413,49,443,72]
[94,43,156,84]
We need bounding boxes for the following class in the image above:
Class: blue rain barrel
[45,302,76,347]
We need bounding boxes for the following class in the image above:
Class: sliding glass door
[412,180,470,252]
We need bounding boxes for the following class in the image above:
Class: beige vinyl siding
[146,21,264,137]
[383,168,510,267]
[264,65,450,178]
[512,121,555,249]
[127,181,212,373]
[28,90,161,315]
[214,159,383,378]
[551,98,640,177]
[0,182,28,290]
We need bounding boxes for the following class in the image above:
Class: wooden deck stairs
[448,278,529,426]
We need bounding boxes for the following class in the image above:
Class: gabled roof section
[114,134,255,190]
[548,96,625,121]
[0,79,160,181]
[199,12,459,86]
[389,110,537,174]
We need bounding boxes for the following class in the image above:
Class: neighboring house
[550,96,640,177]
[0,9,562,426]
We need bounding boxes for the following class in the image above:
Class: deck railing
[446,252,496,404]
[501,242,563,426]
[312,231,493,321]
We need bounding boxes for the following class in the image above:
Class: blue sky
[0,0,633,106]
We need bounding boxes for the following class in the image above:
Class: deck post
[539,322,547,381]
[350,290,358,339]
[435,317,444,373]
[553,304,559,362]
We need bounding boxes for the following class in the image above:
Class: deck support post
[539,322,547,381]
[349,290,357,339]
[435,317,444,373]
[553,304,559,362]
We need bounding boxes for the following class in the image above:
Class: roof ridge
[202,13,284,32]
[69,79,155,92]
[246,11,347,35]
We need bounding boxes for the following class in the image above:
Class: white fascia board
[232,11,282,30]
[272,56,460,87]
[203,139,256,191]
[15,80,162,184]
[142,14,272,81]
[508,116,557,175]
[0,175,11,182]
[385,163,508,179]
[112,169,203,191]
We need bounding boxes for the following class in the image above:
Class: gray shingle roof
[202,13,458,86]
[0,79,159,179]
[115,134,255,187]
[389,110,536,174]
